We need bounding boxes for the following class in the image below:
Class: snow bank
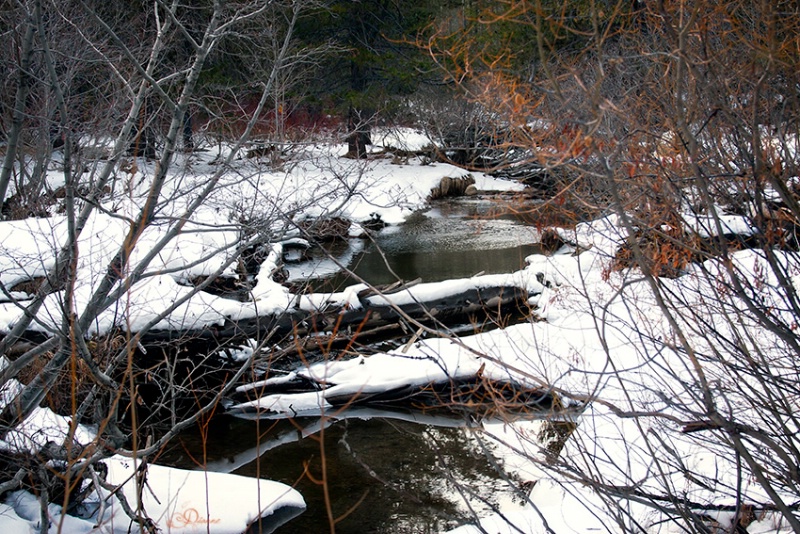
[230,211,798,533]
[438,237,800,531]
[0,140,522,338]
[0,359,305,534]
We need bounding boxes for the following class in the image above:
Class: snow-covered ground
[231,238,800,532]
[232,215,799,532]
[0,129,526,533]
[0,135,521,334]
[1,128,798,532]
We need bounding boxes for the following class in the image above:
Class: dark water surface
[161,414,523,533]
[287,198,542,289]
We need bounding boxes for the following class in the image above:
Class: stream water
[162,413,550,533]
[163,198,549,533]
[287,198,542,289]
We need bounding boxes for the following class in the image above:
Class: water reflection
[158,198,557,531]
[162,410,560,533]
[287,199,542,290]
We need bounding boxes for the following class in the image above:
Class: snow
[447,478,609,534]
[232,349,490,415]
[0,216,66,287]
[251,243,295,313]
[682,209,757,238]
[234,240,799,532]
[0,138,522,338]
[95,457,305,533]
[437,240,799,531]
[372,127,435,152]
[0,360,305,534]
[0,463,305,534]
[2,128,798,533]
[0,130,525,533]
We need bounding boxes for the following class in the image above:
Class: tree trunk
[346,105,370,158]
[345,60,371,158]
[0,14,36,211]
[182,106,194,151]
[129,97,158,159]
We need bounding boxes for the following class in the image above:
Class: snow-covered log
[137,282,533,347]
[229,340,579,420]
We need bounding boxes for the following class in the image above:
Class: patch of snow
[0,358,305,534]
[372,127,434,152]
[683,211,757,238]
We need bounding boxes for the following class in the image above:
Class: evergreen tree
[297,0,455,157]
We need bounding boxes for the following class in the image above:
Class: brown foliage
[419,1,800,259]
[16,336,124,417]
[612,228,698,279]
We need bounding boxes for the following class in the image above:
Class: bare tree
[416,1,800,532]
[0,0,341,528]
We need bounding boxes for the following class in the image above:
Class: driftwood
[323,375,557,414]
[229,344,583,425]
[0,283,533,401]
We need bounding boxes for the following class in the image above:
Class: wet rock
[429,174,476,200]
[361,213,387,233]
[282,240,311,263]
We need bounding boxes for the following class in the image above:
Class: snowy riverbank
[1,129,798,533]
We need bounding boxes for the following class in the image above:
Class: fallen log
[137,283,532,350]
[233,374,560,421]
[1,280,535,426]
[229,349,580,422]
[323,375,558,415]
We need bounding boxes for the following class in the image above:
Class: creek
[288,198,542,289]
[161,197,552,533]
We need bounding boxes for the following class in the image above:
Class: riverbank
[0,130,532,532]
[1,129,797,533]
